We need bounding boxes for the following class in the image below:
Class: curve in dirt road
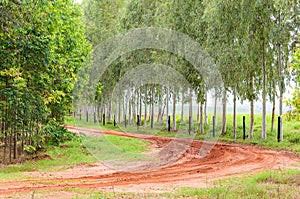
[0,126,299,195]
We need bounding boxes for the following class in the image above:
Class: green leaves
[0,0,91,162]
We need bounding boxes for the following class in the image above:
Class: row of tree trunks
[92,82,281,140]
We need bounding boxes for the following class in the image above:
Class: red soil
[0,126,298,195]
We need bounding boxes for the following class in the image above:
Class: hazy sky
[74,0,82,3]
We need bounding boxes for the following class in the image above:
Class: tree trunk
[13,101,17,159]
[278,44,283,141]
[233,87,237,139]
[161,103,165,124]
[157,87,162,123]
[221,90,227,135]
[144,86,147,127]
[123,95,126,125]
[197,101,200,122]
[148,102,151,121]
[262,45,267,140]
[249,99,254,139]
[139,88,142,126]
[128,90,131,125]
[271,90,275,132]
[189,90,193,133]
[249,74,254,139]
[166,85,169,128]
[189,90,193,124]
[108,97,112,122]
[103,103,107,123]
[132,90,136,124]
[200,103,204,134]
[118,97,121,124]
[151,85,154,129]
[278,28,283,117]
[204,93,208,125]
[172,91,176,131]
[214,89,217,118]
[181,91,184,123]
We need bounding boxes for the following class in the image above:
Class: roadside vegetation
[65,113,300,154]
[0,0,299,198]
[0,132,150,181]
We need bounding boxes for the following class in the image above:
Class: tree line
[79,0,299,139]
[0,0,299,163]
[0,0,91,163]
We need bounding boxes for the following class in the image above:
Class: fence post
[79,109,82,120]
[168,115,171,132]
[137,115,140,126]
[94,112,96,124]
[103,113,105,126]
[86,111,88,122]
[243,116,246,140]
[212,116,216,138]
[114,115,116,126]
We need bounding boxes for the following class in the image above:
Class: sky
[74,0,82,4]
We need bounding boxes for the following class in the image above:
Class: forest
[0,0,300,164]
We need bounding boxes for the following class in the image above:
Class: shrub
[43,120,80,146]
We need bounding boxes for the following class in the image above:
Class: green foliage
[43,120,80,146]
[0,0,91,163]
[0,140,96,174]
[23,145,37,155]
[287,47,300,119]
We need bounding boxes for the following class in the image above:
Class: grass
[82,134,151,164]
[173,169,300,198]
[0,132,151,180]
[216,114,300,153]
[66,114,300,154]
[65,115,122,131]
[1,113,300,198]
[8,169,297,198]
[0,140,96,179]
[65,113,300,153]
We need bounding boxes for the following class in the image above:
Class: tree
[0,0,90,163]
[289,45,300,119]
[203,0,243,136]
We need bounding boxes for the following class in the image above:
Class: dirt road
[0,126,299,196]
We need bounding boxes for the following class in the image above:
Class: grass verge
[66,114,300,153]
[8,169,298,198]
[0,133,150,181]
[82,134,151,163]
[0,140,96,178]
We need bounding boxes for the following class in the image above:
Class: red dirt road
[0,126,299,195]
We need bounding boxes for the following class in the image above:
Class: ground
[0,126,299,198]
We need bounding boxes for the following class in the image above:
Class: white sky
[74,0,82,4]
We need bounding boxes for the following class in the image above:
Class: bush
[43,120,80,146]
[24,145,37,154]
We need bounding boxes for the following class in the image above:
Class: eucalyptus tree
[289,44,300,117]
[272,0,297,117]
[170,0,207,133]
[0,0,89,162]
[120,0,173,128]
[270,0,297,139]
[203,0,243,136]
[251,0,274,139]
[82,0,123,121]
